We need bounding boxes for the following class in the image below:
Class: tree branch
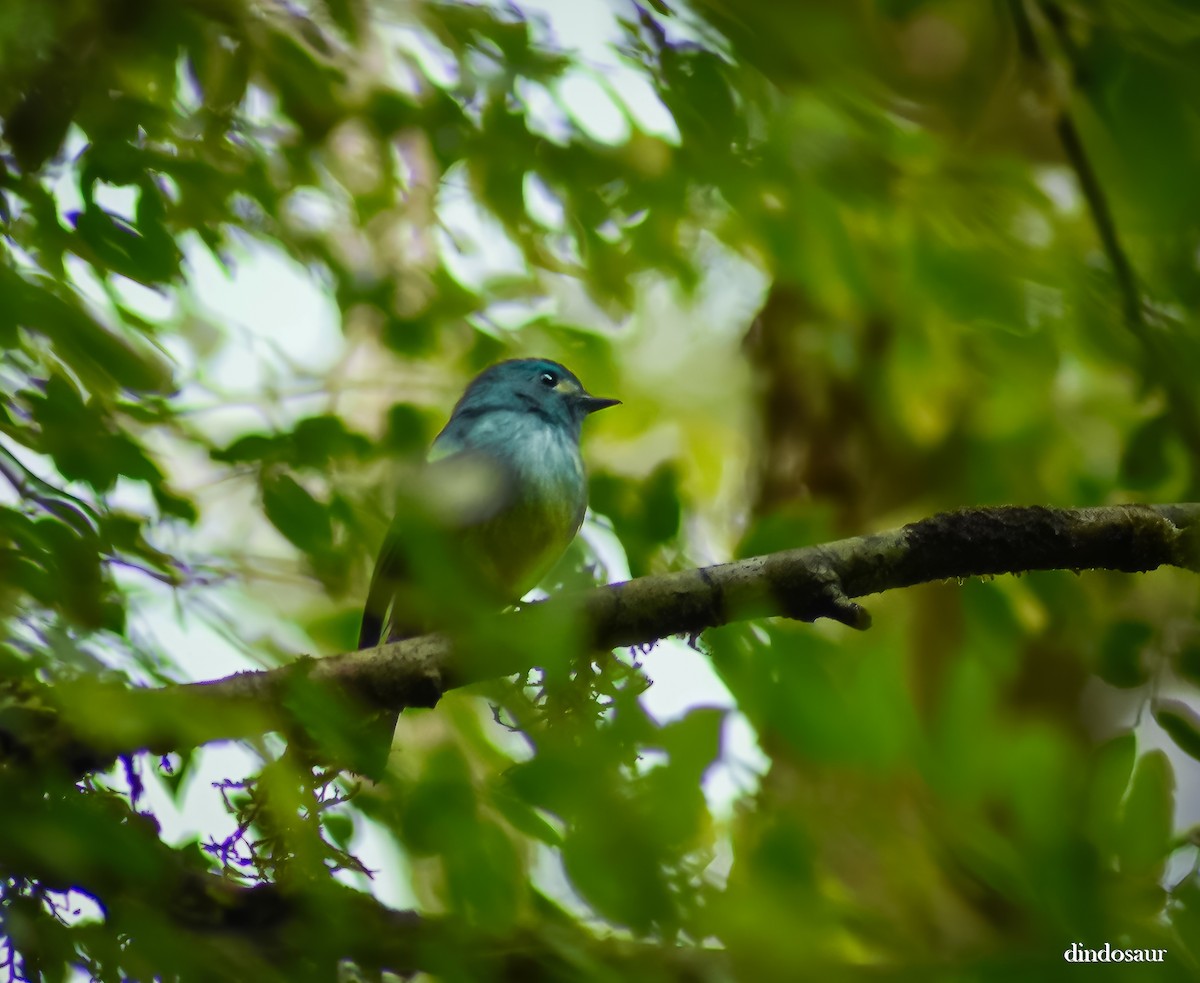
[6,503,1199,777]
[0,773,724,982]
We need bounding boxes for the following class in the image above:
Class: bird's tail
[353,542,433,778]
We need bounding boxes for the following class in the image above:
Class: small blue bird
[356,358,619,773]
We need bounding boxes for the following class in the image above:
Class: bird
[355,358,620,775]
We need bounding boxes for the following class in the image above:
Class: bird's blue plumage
[354,358,618,775]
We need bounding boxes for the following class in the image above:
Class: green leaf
[152,486,198,523]
[28,376,114,489]
[561,816,675,933]
[1117,750,1174,876]
[4,67,80,171]
[291,416,371,467]
[588,465,681,577]
[4,271,174,394]
[401,747,477,856]
[365,88,417,135]
[186,28,250,113]
[383,404,428,455]
[261,472,333,553]
[1083,732,1136,857]
[1098,47,1200,231]
[747,818,816,890]
[505,745,593,819]
[1171,879,1200,964]
[73,205,179,286]
[1120,414,1176,490]
[213,418,371,468]
[322,0,366,41]
[1176,640,1200,687]
[211,434,284,465]
[1096,620,1152,689]
[261,20,346,138]
[33,516,108,629]
[489,779,563,846]
[108,435,164,484]
[442,820,523,926]
[656,706,724,782]
[1153,700,1200,762]
[323,813,354,851]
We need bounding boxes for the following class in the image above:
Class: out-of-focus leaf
[4,66,82,171]
[364,88,417,135]
[211,434,284,465]
[28,376,121,491]
[322,0,367,42]
[489,778,563,846]
[443,819,523,927]
[185,27,250,114]
[655,706,724,783]
[5,0,1200,977]
[214,418,372,471]
[261,20,346,139]
[1172,879,1200,965]
[151,486,198,523]
[659,43,744,153]
[505,742,597,820]
[1084,732,1136,857]
[1095,45,1200,232]
[5,277,171,390]
[876,0,933,17]
[1177,640,1200,687]
[589,465,680,576]
[1120,413,1176,490]
[33,516,108,629]
[401,746,477,856]
[72,205,179,286]
[383,404,429,455]
[261,472,333,553]
[561,814,675,933]
[1153,700,1200,762]
[1096,620,1152,689]
[1116,750,1173,877]
[747,817,816,891]
[291,416,371,467]
[637,708,721,850]
[912,237,1027,330]
[323,813,354,851]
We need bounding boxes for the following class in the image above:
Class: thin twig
[1013,0,1200,477]
[1010,1,1144,335]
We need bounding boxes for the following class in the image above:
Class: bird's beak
[577,393,621,414]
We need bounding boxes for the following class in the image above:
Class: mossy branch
[4,503,1198,777]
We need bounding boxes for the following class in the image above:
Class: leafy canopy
[3,0,1200,980]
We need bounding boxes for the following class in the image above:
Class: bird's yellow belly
[462,491,581,600]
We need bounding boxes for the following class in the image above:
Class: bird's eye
[539,371,558,387]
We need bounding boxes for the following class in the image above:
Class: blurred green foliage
[3,0,1200,980]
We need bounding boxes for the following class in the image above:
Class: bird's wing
[358,522,408,648]
[359,433,462,650]
[359,442,516,648]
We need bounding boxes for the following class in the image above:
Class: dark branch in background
[0,774,724,983]
[1012,1,1143,333]
[4,503,1198,778]
[1012,1,1200,479]
[188,883,726,983]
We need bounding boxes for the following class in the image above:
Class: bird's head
[451,358,620,436]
